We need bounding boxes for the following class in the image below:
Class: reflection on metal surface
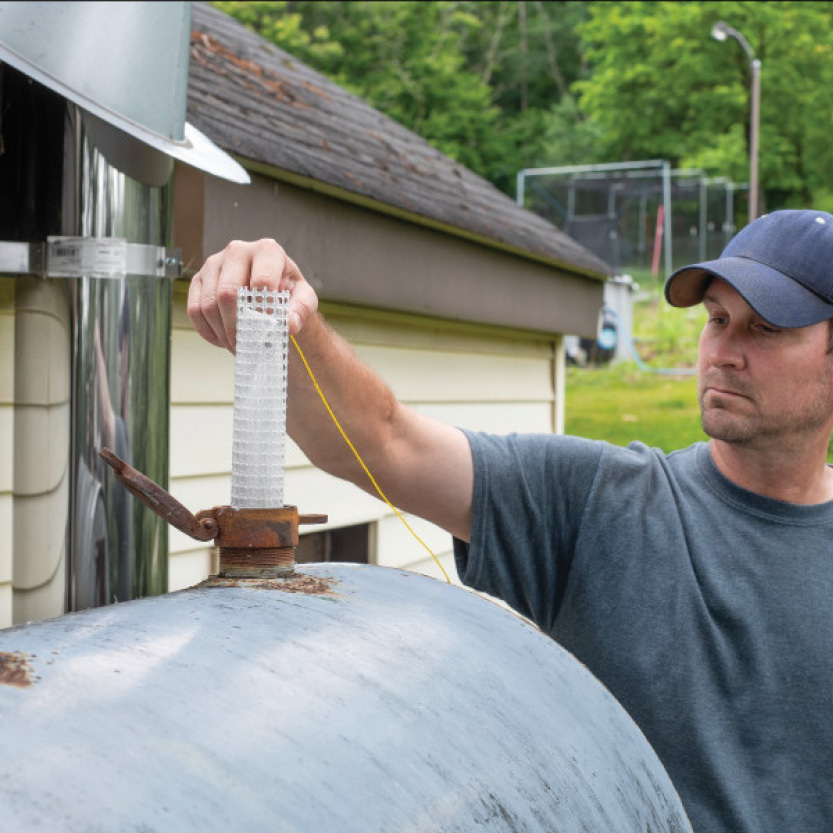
[67,107,172,610]
[99,447,217,542]
[0,563,692,832]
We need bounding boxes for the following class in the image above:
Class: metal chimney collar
[0,0,250,185]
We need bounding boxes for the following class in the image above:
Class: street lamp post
[712,21,761,221]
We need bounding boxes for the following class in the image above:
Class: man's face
[697,279,833,449]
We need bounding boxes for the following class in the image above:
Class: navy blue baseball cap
[665,210,833,327]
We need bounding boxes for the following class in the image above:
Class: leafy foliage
[575,1,833,210]
[212,1,595,193]
[213,1,833,208]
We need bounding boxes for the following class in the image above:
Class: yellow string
[290,334,451,583]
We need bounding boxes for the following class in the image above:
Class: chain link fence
[517,160,749,280]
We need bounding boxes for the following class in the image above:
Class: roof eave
[239,156,610,284]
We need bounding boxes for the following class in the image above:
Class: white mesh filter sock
[231,287,290,509]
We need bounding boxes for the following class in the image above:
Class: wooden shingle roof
[187,2,611,280]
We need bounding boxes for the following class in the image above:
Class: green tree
[454,1,601,185]
[210,1,833,208]
[214,2,504,177]
[212,1,597,194]
[574,1,833,210]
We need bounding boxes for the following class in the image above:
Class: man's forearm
[286,312,473,541]
[287,312,400,487]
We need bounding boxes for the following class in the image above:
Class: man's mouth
[700,375,754,403]
[705,387,747,399]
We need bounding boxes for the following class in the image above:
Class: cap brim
[665,256,833,327]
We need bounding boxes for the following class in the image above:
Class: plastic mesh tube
[231,287,290,509]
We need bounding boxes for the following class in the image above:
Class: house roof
[186,2,611,281]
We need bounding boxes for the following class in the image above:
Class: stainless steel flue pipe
[7,95,177,619]
[64,107,175,610]
[0,1,249,623]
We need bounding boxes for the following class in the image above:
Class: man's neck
[709,438,833,505]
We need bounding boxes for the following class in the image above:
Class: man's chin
[700,410,754,444]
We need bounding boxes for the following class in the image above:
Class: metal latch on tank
[100,448,327,578]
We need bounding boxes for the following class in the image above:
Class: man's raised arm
[187,238,474,543]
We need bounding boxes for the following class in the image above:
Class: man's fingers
[188,239,313,349]
[249,240,287,294]
[212,241,267,351]
[288,285,318,335]
[282,256,318,335]
[187,266,225,349]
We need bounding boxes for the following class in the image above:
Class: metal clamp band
[0,238,182,279]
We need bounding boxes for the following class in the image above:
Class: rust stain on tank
[200,573,340,597]
[0,651,36,688]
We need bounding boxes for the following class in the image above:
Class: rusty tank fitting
[100,448,326,578]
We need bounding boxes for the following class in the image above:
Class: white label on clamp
[46,237,127,278]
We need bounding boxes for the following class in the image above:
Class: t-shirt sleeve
[454,431,603,633]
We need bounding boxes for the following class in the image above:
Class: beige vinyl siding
[0,281,14,627]
[0,278,74,629]
[169,283,561,589]
[10,279,71,625]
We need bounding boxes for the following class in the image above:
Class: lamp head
[711,21,729,41]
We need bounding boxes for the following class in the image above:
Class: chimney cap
[0,1,250,184]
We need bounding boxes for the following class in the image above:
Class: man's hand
[187,238,319,352]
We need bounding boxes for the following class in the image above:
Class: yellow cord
[290,335,451,583]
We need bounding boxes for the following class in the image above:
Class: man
[189,210,833,832]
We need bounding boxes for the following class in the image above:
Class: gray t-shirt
[454,433,833,833]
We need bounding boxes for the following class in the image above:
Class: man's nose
[705,327,746,369]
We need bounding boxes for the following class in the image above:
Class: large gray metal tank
[0,564,691,832]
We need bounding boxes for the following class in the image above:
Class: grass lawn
[564,282,708,453]
[564,364,706,452]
